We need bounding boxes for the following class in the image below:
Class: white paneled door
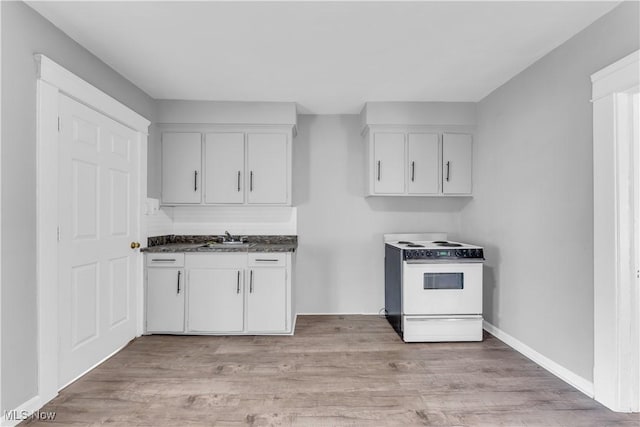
[58,94,139,388]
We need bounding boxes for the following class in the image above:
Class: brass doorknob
[130,242,141,249]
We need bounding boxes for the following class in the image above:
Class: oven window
[423,273,463,290]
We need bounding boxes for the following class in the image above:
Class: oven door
[402,262,482,315]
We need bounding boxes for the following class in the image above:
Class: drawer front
[402,316,482,342]
[248,252,287,267]
[146,253,185,267]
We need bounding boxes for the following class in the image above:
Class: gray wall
[294,115,466,313]
[1,1,155,411]
[460,1,640,381]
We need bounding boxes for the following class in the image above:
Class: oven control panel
[403,248,484,261]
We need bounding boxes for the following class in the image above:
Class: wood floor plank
[22,315,639,426]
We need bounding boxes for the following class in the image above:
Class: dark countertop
[141,235,297,253]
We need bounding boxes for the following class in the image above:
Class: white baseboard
[483,320,594,398]
[1,394,52,427]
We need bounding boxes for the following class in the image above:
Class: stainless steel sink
[200,242,255,248]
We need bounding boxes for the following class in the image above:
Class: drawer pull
[255,258,279,262]
[151,258,176,262]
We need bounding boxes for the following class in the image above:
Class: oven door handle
[405,316,482,322]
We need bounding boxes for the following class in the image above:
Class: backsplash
[145,204,297,238]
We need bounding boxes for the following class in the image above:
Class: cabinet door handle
[446,161,451,182]
[249,270,253,293]
[177,270,181,294]
[411,161,415,182]
[237,270,240,294]
[194,170,198,191]
[377,161,381,181]
[250,171,254,191]
[237,171,241,192]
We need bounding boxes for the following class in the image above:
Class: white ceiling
[27,1,620,114]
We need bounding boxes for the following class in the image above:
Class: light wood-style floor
[24,315,639,426]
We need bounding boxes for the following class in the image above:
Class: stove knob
[455,249,463,257]
[425,250,432,257]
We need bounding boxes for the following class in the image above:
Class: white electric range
[384,233,485,342]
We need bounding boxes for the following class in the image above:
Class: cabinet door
[204,133,245,204]
[246,268,287,332]
[146,268,185,333]
[373,133,405,194]
[407,133,440,194]
[442,133,472,195]
[246,133,288,204]
[187,269,244,332]
[162,133,202,204]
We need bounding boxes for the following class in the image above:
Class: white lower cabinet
[146,254,186,333]
[187,268,244,332]
[145,252,293,335]
[247,266,287,332]
[146,268,185,333]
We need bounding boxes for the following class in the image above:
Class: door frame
[592,49,640,412]
[35,55,150,406]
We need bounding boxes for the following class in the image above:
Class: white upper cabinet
[161,132,202,204]
[247,133,289,204]
[442,133,472,195]
[364,128,473,197]
[161,127,293,206]
[373,133,405,194]
[204,133,245,204]
[360,101,475,197]
[407,133,440,195]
